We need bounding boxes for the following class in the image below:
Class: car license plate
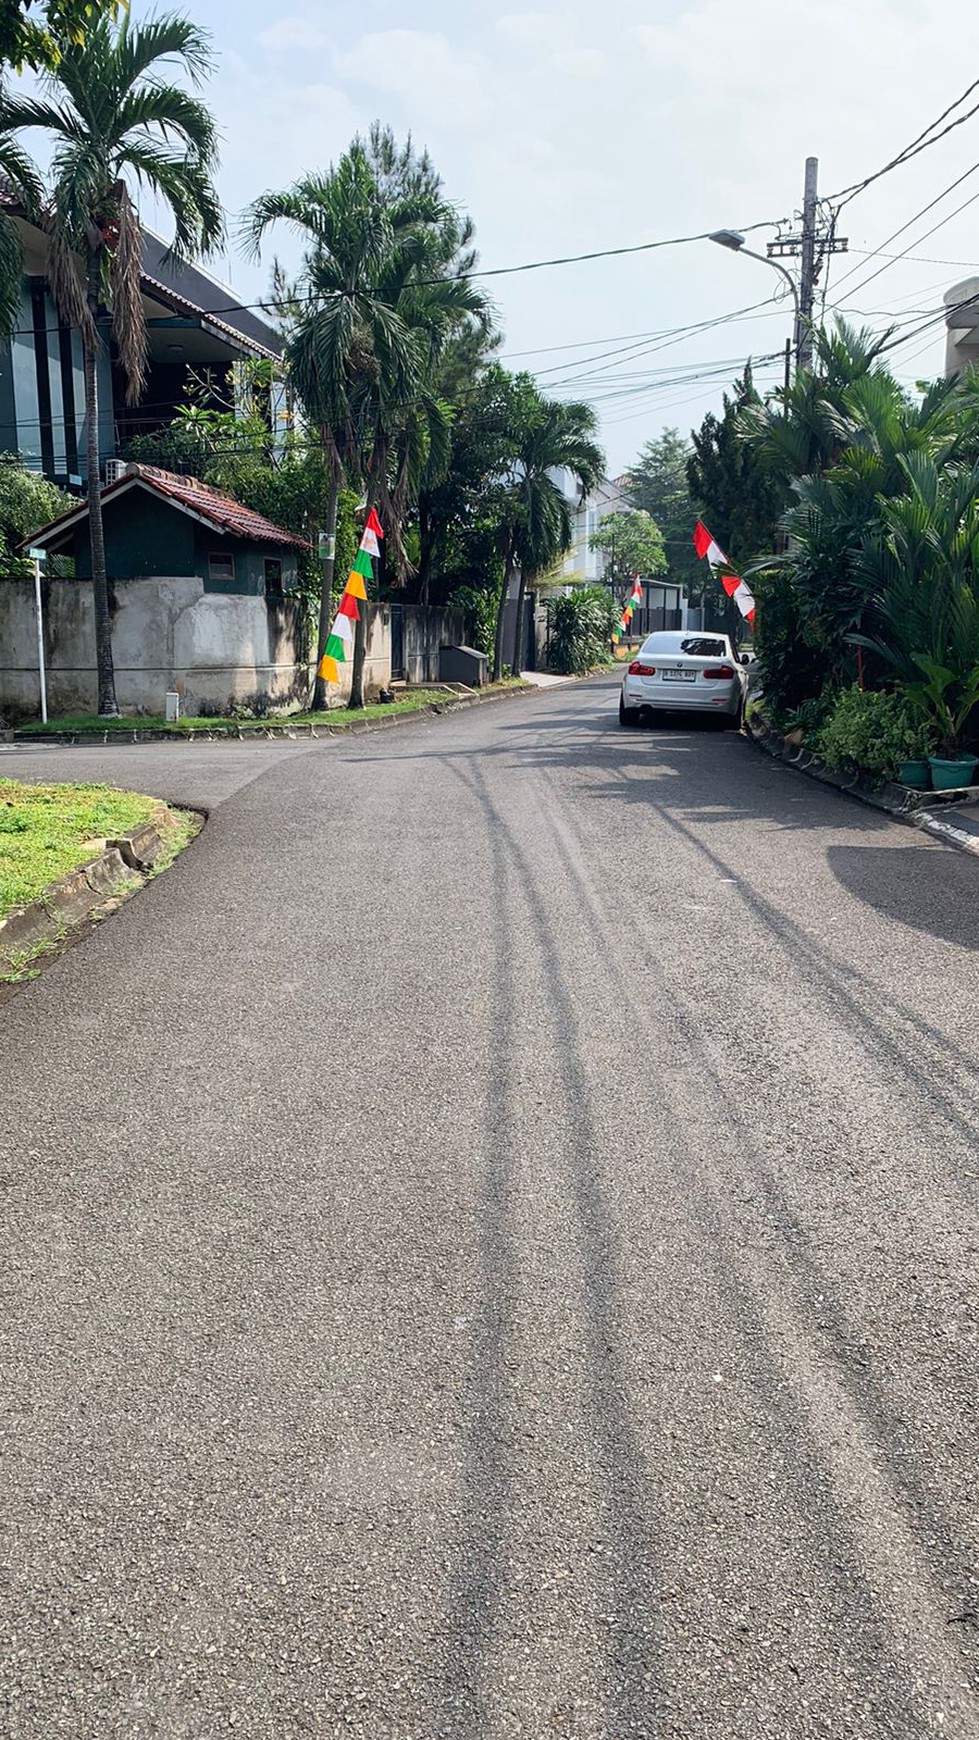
[662,668,696,682]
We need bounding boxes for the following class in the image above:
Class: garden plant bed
[746,713,979,855]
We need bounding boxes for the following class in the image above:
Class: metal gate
[390,603,406,681]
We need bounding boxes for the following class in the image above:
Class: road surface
[2,676,979,1738]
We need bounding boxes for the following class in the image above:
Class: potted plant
[906,657,979,791]
[895,714,935,790]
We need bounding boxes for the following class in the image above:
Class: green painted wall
[72,491,197,579]
[67,488,299,594]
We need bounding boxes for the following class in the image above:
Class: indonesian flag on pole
[692,520,756,628]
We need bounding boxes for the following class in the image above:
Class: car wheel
[619,697,640,728]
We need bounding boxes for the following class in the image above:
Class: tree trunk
[492,551,515,684]
[84,291,118,718]
[312,460,341,711]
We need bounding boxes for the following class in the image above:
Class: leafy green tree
[0,452,72,571]
[0,0,122,73]
[749,360,979,712]
[488,391,604,681]
[624,427,702,595]
[244,132,487,707]
[415,363,534,609]
[0,11,223,715]
[687,364,785,566]
[589,509,665,598]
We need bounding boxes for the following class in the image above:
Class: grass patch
[14,681,529,738]
[0,779,158,917]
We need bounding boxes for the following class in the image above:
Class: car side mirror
[740,653,750,666]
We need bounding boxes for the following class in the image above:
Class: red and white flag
[693,520,756,627]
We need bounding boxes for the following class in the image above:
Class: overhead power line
[826,161,979,302]
[826,76,979,207]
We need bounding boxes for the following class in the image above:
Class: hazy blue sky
[86,2,979,468]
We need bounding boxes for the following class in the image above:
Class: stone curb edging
[10,680,545,748]
[0,816,171,968]
[746,714,979,858]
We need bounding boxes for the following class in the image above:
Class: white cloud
[256,15,331,53]
[334,31,492,126]
[200,0,979,470]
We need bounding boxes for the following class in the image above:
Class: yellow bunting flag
[345,571,368,602]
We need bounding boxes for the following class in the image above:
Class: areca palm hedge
[0,13,222,715]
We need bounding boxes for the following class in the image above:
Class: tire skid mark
[526,772,979,1730]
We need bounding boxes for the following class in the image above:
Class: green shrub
[549,586,617,674]
[811,685,932,782]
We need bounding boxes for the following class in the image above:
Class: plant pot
[928,754,978,791]
[897,758,931,790]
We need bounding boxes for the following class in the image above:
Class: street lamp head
[709,229,746,252]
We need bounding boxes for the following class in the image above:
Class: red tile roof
[128,466,310,549]
[22,464,311,553]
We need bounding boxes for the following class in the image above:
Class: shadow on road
[826,844,979,952]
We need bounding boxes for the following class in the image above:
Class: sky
[111,0,979,472]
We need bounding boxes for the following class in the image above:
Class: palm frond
[112,184,146,403]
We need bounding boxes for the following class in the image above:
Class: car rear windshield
[680,637,727,657]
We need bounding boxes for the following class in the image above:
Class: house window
[208,551,235,584]
[264,557,283,599]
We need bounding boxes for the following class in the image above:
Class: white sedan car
[619,631,747,727]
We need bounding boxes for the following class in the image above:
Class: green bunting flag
[353,549,373,578]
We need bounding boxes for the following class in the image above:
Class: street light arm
[732,244,800,323]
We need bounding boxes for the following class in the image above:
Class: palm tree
[0,138,45,333]
[490,394,604,681]
[0,13,223,715]
[244,136,489,708]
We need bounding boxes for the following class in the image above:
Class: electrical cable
[826,174,979,308]
[826,76,979,207]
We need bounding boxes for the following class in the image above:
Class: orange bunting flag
[344,571,368,602]
[318,653,340,683]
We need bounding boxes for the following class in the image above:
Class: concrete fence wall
[0,578,465,719]
[402,605,467,684]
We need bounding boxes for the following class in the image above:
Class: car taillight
[628,661,656,675]
[702,664,735,679]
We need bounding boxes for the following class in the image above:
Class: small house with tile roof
[23,463,307,600]
[5,465,317,718]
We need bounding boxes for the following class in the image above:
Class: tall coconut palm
[490,394,604,681]
[0,13,223,715]
[244,138,489,708]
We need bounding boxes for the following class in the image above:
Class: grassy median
[14,681,528,739]
[0,780,159,917]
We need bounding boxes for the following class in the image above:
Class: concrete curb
[747,715,979,858]
[0,816,170,969]
[12,681,541,748]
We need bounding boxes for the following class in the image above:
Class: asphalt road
[3,676,979,1739]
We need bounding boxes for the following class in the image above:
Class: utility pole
[798,156,819,372]
[767,156,847,373]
